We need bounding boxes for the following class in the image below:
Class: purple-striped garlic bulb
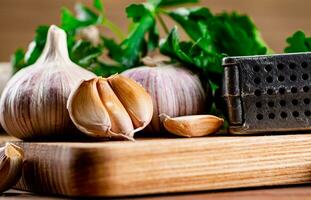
[0,25,96,139]
[122,59,207,133]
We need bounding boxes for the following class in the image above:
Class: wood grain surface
[1,134,311,197]
[1,0,311,61]
[2,186,311,200]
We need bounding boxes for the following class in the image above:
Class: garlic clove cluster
[122,62,207,133]
[160,114,224,138]
[67,75,153,140]
[0,25,96,139]
[0,143,24,193]
[108,75,154,129]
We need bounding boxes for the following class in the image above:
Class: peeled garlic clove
[0,25,96,139]
[0,143,24,193]
[67,78,112,137]
[160,114,224,137]
[108,75,153,131]
[97,79,134,137]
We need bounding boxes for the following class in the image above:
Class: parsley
[11,0,271,90]
[285,31,311,53]
[160,9,269,87]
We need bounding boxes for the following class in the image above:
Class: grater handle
[222,62,243,125]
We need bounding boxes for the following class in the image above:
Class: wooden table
[2,186,311,200]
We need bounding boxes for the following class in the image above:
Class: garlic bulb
[0,25,96,139]
[0,143,24,193]
[67,75,153,140]
[122,60,207,133]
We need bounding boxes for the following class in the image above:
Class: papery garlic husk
[0,25,96,139]
[77,25,101,46]
[122,60,207,133]
[0,143,24,193]
[160,114,224,137]
[67,75,153,140]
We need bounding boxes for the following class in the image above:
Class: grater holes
[256,102,262,108]
[253,65,260,72]
[292,99,299,106]
[302,74,309,80]
[278,75,285,82]
[267,89,274,95]
[289,62,296,69]
[279,87,286,94]
[302,62,308,68]
[305,110,311,117]
[255,90,261,96]
[277,63,285,70]
[280,112,287,118]
[266,76,273,83]
[256,114,263,120]
[290,75,297,81]
[280,100,286,106]
[254,77,261,84]
[291,87,298,93]
[265,65,272,72]
[292,111,299,117]
[303,86,309,92]
[268,113,275,119]
[268,101,274,107]
[304,98,310,104]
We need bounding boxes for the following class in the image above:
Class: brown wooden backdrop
[1,0,311,61]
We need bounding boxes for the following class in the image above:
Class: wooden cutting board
[3,134,311,197]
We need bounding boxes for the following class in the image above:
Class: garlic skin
[78,25,101,46]
[67,75,153,140]
[160,114,224,137]
[0,25,96,139]
[0,143,24,193]
[122,62,207,133]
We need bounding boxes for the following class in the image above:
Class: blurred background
[0,0,311,61]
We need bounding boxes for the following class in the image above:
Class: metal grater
[221,52,311,134]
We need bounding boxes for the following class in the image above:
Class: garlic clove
[97,78,134,137]
[67,78,112,137]
[108,75,153,131]
[160,114,224,137]
[0,143,24,193]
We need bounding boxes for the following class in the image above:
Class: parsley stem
[102,19,126,41]
[157,14,169,34]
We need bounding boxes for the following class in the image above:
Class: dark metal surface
[222,53,311,134]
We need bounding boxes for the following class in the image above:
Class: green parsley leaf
[11,49,26,74]
[148,0,198,7]
[103,3,158,68]
[212,12,268,56]
[160,27,224,86]
[61,5,101,33]
[168,8,268,56]
[163,8,270,89]
[93,0,104,12]
[168,7,213,41]
[69,40,102,67]
[25,26,49,65]
[284,31,311,53]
